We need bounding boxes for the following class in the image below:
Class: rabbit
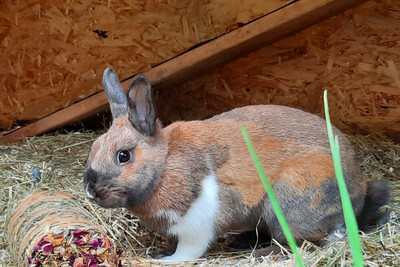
[83,68,389,261]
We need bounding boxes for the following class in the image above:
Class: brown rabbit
[83,68,389,261]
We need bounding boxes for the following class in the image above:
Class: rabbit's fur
[83,68,389,261]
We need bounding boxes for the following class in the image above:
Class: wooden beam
[0,0,367,143]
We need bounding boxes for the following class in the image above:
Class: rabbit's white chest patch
[162,172,219,261]
[154,209,181,225]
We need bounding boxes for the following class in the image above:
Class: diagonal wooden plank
[0,0,367,143]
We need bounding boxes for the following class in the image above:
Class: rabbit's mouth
[83,167,127,208]
[84,181,128,208]
[85,183,95,199]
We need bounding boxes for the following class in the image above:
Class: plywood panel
[0,0,367,143]
[0,0,291,129]
[156,0,400,139]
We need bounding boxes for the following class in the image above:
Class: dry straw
[8,190,120,266]
[0,130,399,266]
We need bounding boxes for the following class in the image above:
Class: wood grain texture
[0,0,367,143]
[0,0,292,129]
[156,0,400,140]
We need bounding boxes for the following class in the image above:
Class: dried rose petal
[33,245,40,252]
[73,229,89,239]
[44,234,65,246]
[70,254,76,263]
[88,252,97,262]
[86,252,98,267]
[37,238,50,247]
[42,243,54,253]
[73,257,85,267]
[43,235,53,242]
[94,247,107,255]
[26,230,119,267]
[97,253,107,262]
[73,229,84,235]
[80,247,90,254]
[28,257,40,264]
[90,238,103,250]
[103,237,111,249]
[74,238,86,245]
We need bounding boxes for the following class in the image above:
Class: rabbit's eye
[118,150,131,163]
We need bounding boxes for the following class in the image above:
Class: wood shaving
[0,0,290,130]
[155,0,400,139]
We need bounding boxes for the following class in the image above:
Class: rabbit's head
[83,68,167,209]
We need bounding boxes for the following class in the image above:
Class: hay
[348,134,400,181]
[8,190,120,266]
[0,130,399,266]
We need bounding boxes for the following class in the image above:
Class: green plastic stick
[241,125,305,267]
[323,90,364,267]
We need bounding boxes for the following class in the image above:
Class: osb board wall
[0,0,291,130]
[156,0,400,138]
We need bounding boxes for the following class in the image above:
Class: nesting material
[1,130,399,266]
[7,190,121,267]
[156,0,400,138]
[0,0,290,130]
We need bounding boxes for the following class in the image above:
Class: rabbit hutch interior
[1,0,400,266]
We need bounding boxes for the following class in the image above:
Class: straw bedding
[0,130,399,266]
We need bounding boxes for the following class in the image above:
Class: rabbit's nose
[84,167,98,183]
[85,183,95,199]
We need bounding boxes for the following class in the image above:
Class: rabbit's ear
[127,74,156,136]
[103,68,128,119]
